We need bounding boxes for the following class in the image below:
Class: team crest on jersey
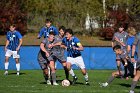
[72,42,75,45]
[10,37,13,41]
[13,35,15,37]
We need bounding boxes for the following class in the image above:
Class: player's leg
[76,56,89,85]
[129,70,140,93]
[100,71,122,87]
[37,53,51,85]
[49,60,58,85]
[61,61,69,80]
[13,51,20,76]
[15,58,20,75]
[4,49,12,75]
[127,61,134,78]
[67,57,77,84]
[57,55,69,80]
[4,56,10,75]
[133,62,137,75]
[43,64,51,85]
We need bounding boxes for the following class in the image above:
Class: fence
[0,46,117,70]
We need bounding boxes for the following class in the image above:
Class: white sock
[48,66,51,78]
[5,62,9,70]
[69,69,75,77]
[16,63,20,72]
[84,73,88,81]
[133,62,136,69]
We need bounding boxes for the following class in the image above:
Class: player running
[62,29,89,85]
[100,45,134,87]
[37,32,58,85]
[4,24,22,76]
[47,26,69,81]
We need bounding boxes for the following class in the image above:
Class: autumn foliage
[0,0,27,35]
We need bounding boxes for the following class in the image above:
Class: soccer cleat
[129,90,134,93]
[46,80,51,85]
[4,71,8,75]
[99,82,108,87]
[72,76,78,85]
[53,82,59,86]
[85,81,90,85]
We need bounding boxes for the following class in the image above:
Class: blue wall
[0,46,116,70]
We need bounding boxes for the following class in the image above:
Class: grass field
[0,70,139,93]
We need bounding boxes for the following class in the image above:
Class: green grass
[0,70,139,93]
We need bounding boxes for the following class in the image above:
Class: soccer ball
[61,79,70,87]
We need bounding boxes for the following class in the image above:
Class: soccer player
[62,29,89,85]
[127,27,137,75]
[112,23,128,77]
[47,26,69,80]
[129,32,140,93]
[37,18,59,39]
[100,45,134,87]
[37,32,58,85]
[4,24,22,76]
[37,19,59,80]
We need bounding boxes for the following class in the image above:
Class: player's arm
[131,35,138,62]
[53,27,59,35]
[5,32,10,51]
[111,41,114,48]
[123,58,128,66]
[114,36,125,46]
[37,28,44,39]
[116,59,121,75]
[75,42,84,51]
[127,45,131,54]
[16,39,22,51]
[16,32,23,51]
[5,40,9,51]
[40,43,49,57]
[52,42,62,46]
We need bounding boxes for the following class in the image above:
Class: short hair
[65,28,73,35]
[45,18,52,23]
[10,24,16,27]
[127,27,136,36]
[118,23,124,28]
[49,31,55,36]
[113,45,121,51]
[59,26,66,32]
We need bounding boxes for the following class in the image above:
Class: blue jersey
[62,36,82,58]
[6,30,22,51]
[38,26,58,38]
[127,36,135,48]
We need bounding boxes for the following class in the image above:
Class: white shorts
[67,56,85,69]
[5,49,20,58]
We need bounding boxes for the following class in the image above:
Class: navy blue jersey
[62,36,82,58]
[38,26,58,38]
[6,30,22,51]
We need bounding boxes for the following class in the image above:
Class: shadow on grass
[8,72,26,75]
[40,79,85,86]
[119,83,140,89]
